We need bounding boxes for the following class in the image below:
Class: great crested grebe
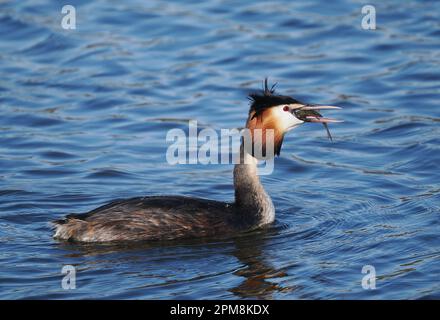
[53,80,341,242]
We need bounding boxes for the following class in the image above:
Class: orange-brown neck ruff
[246,108,285,157]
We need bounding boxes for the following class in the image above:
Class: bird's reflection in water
[229,229,296,299]
[55,227,298,299]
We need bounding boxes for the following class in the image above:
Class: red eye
[283,106,290,112]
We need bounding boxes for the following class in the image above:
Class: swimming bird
[53,79,341,242]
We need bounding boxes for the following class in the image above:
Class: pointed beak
[293,104,343,141]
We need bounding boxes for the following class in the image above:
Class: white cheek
[276,107,303,130]
[286,116,303,131]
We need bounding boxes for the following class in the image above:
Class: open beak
[293,105,343,141]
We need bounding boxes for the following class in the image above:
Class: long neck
[233,144,275,227]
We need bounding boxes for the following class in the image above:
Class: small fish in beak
[293,105,343,141]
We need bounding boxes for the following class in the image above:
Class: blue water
[0,0,439,299]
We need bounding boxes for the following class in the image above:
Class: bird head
[245,79,342,158]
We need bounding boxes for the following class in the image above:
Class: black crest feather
[248,78,300,119]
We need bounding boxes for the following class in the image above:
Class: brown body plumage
[54,196,237,242]
[54,152,274,242]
